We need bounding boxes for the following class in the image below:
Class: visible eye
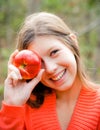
[50,49,59,57]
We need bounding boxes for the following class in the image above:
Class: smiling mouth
[51,69,66,81]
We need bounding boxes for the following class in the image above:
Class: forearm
[0,102,26,130]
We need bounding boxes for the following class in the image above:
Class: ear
[69,33,78,46]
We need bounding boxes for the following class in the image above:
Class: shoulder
[80,87,100,104]
[77,87,100,117]
[93,86,100,97]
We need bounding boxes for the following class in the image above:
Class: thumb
[27,69,45,91]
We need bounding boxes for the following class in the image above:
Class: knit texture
[0,87,100,130]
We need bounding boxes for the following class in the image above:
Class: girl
[0,12,100,130]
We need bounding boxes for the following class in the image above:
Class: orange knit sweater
[0,88,100,130]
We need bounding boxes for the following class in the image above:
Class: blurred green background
[0,0,100,105]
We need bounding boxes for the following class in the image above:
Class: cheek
[63,54,77,73]
[41,72,53,87]
[41,73,48,84]
[69,58,77,77]
[41,79,49,87]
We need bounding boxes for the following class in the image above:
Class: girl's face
[28,36,77,91]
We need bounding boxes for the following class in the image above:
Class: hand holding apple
[4,50,43,106]
[13,50,41,80]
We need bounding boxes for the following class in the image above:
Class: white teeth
[52,70,65,81]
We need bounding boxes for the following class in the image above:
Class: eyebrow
[47,45,59,53]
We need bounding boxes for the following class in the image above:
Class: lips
[51,69,66,81]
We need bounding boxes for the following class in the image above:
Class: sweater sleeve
[0,102,26,130]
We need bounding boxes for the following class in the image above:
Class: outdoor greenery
[0,0,100,101]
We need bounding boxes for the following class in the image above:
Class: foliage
[0,0,26,38]
[0,0,100,91]
[0,86,4,95]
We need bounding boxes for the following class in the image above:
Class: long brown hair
[16,12,99,108]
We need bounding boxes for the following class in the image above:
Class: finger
[8,71,21,86]
[5,75,17,87]
[34,69,44,82]
[8,71,18,80]
[4,77,13,87]
[8,64,22,79]
[8,50,19,65]
[27,69,45,91]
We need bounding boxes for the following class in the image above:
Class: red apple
[13,50,41,80]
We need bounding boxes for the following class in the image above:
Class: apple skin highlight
[13,50,41,80]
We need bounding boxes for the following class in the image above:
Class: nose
[42,59,57,74]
